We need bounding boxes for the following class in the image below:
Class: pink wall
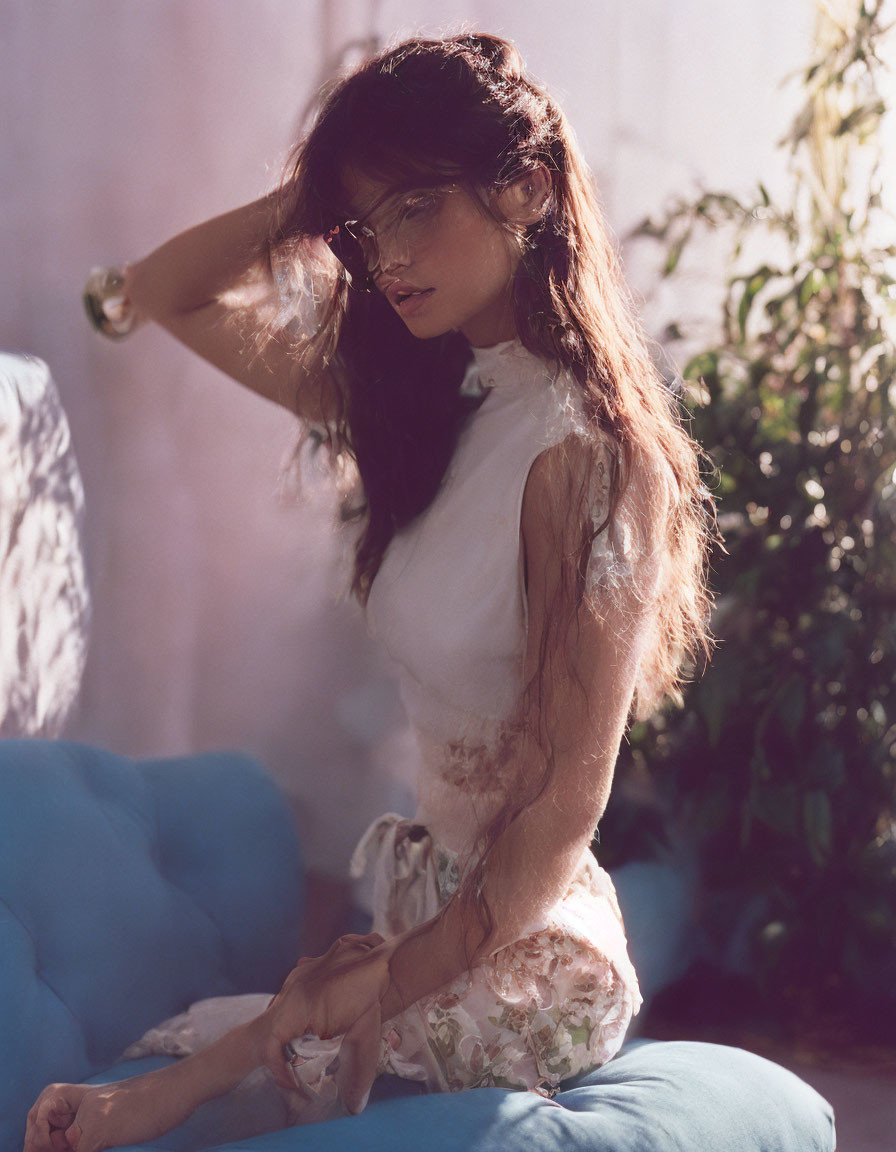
[0,0,816,875]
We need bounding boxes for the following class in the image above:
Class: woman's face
[340,168,523,348]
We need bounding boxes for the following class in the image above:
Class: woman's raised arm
[121,193,337,424]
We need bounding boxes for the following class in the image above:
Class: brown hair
[272,32,718,958]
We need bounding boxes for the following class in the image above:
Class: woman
[27,32,714,1152]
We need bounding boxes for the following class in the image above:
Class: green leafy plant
[607,0,896,1044]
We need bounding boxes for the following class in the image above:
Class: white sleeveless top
[367,338,624,854]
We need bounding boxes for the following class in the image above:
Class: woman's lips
[396,288,435,316]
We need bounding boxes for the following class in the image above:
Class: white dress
[124,337,642,1119]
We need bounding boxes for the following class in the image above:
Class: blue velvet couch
[1,739,836,1150]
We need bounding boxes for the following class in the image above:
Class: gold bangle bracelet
[83,265,136,340]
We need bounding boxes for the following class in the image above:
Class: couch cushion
[86,1039,836,1151]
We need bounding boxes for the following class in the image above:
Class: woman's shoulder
[528,367,617,500]
[522,423,614,540]
[520,391,653,604]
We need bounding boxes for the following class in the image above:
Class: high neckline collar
[470,337,525,372]
[466,338,552,395]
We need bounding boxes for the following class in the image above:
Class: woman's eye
[400,193,439,223]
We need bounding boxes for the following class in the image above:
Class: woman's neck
[459,297,518,349]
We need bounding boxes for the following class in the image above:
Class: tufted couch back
[0,739,303,1148]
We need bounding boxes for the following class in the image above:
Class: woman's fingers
[61,1124,81,1152]
[339,932,386,950]
[49,1130,73,1152]
[333,1000,382,1116]
[261,1030,302,1093]
[262,934,390,1109]
[25,1086,82,1152]
[319,932,386,965]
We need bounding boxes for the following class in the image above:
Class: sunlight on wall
[0,354,89,736]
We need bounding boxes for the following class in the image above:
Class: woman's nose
[375,231,410,275]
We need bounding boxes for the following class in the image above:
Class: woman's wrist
[376,912,471,1022]
[173,1018,265,1106]
[368,935,402,1013]
[125,193,279,323]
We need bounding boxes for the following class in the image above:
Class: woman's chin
[399,314,452,341]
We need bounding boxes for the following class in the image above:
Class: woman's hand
[24,1068,197,1152]
[258,931,394,1115]
[24,1082,87,1152]
[23,931,394,1149]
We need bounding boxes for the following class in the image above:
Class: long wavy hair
[271,32,718,960]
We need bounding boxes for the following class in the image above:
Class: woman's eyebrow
[349,176,436,225]
[350,187,404,226]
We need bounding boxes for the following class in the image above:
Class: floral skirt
[123,813,641,1122]
[345,813,641,1095]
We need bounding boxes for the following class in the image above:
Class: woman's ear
[497,164,553,227]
